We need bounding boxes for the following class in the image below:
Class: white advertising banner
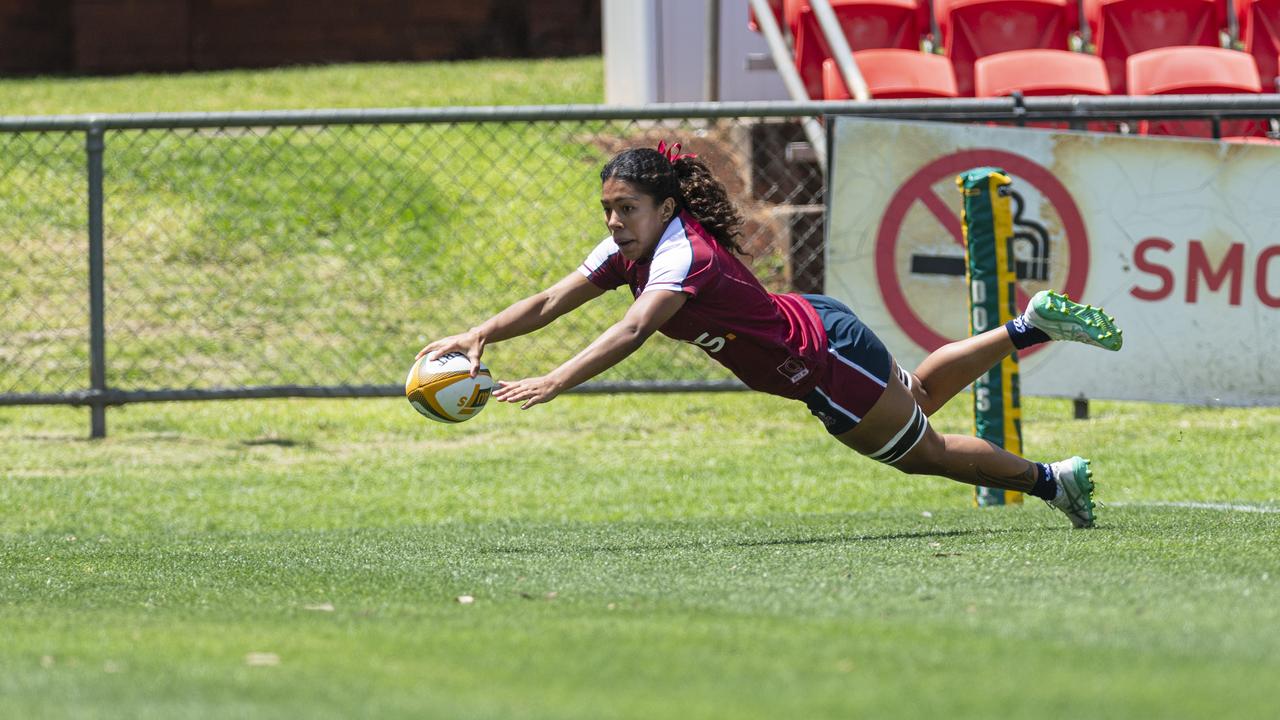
[825,117,1280,406]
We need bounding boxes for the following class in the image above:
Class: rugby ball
[405,352,494,423]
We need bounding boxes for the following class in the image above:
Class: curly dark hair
[600,147,746,255]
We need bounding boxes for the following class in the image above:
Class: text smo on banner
[1131,238,1280,308]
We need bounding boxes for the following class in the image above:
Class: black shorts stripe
[868,404,929,465]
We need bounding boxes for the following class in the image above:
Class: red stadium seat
[934,0,1079,96]
[789,0,931,97]
[1236,0,1280,91]
[1127,46,1267,137]
[749,0,787,32]
[783,0,931,29]
[973,49,1112,130]
[785,0,809,28]
[785,0,928,29]
[822,50,960,98]
[1084,0,1229,94]
[973,49,1109,95]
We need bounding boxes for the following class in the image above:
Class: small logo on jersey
[778,357,809,384]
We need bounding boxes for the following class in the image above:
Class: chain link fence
[3,106,834,437]
[2,130,90,399]
[3,97,1279,436]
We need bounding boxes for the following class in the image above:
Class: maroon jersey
[578,211,829,399]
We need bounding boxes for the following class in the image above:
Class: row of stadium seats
[819,46,1271,138]
[750,0,1280,99]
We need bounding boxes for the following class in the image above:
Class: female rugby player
[418,143,1123,528]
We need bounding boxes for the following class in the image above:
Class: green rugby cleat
[1025,290,1123,351]
[1048,456,1096,529]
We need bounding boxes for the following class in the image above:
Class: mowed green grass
[0,58,604,114]
[3,393,1279,719]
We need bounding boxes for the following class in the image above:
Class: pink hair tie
[656,140,698,163]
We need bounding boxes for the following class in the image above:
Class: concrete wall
[603,0,789,104]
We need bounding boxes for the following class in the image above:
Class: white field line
[1111,501,1280,514]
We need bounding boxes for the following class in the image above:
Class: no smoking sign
[874,149,1091,355]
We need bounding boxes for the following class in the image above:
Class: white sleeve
[578,235,618,278]
[642,227,694,294]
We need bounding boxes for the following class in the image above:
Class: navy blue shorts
[800,294,901,436]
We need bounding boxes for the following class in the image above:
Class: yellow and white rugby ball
[405,352,494,423]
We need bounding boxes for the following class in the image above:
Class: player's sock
[1006,315,1051,350]
[1028,462,1058,501]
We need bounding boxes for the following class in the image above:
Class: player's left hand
[491,375,563,409]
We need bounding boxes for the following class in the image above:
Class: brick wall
[0,0,601,75]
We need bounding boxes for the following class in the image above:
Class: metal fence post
[86,124,107,438]
[704,0,720,102]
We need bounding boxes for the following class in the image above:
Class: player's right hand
[416,330,486,377]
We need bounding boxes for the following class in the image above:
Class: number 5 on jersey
[692,332,733,353]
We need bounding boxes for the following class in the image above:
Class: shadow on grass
[242,437,302,447]
[735,527,1019,547]
[481,526,1033,556]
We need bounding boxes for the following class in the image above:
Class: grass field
[5,57,1280,718]
[0,58,604,114]
[3,393,1279,719]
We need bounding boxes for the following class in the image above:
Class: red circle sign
[874,149,1090,354]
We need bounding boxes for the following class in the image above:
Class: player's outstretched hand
[417,330,485,377]
[491,375,562,410]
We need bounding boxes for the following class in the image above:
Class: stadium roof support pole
[705,0,720,101]
[1075,0,1091,49]
[745,0,828,170]
[1226,1,1239,46]
[809,0,871,101]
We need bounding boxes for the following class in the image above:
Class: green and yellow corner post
[957,168,1023,507]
